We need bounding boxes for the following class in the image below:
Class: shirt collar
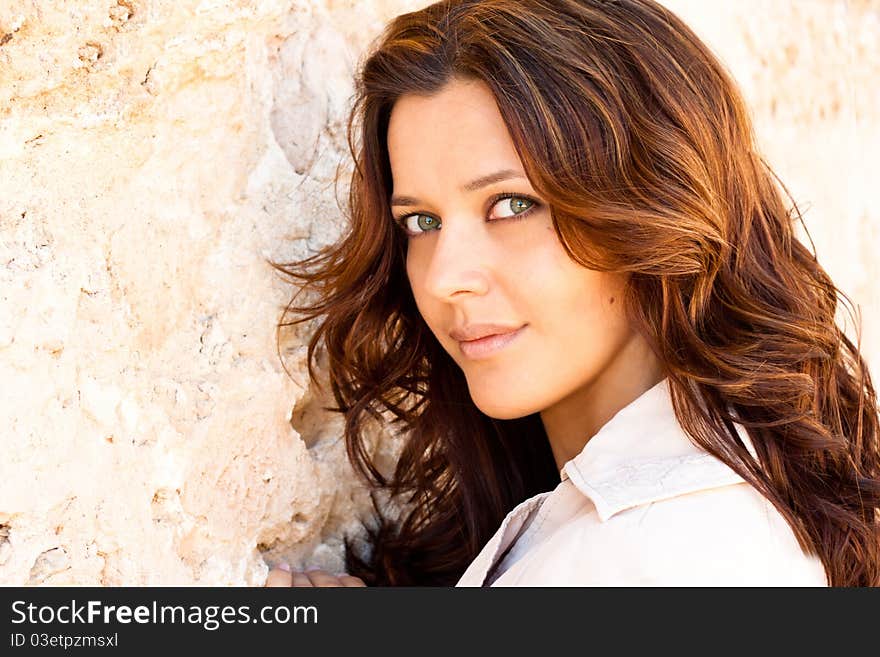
[559,376,752,521]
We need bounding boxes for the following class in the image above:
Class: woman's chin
[469,393,536,420]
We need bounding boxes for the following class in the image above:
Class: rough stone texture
[0,0,877,585]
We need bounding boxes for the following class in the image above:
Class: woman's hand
[264,563,367,587]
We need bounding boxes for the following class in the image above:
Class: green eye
[416,215,438,231]
[507,197,533,215]
[394,213,440,236]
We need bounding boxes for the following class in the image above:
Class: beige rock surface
[1,0,877,585]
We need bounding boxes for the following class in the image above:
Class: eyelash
[392,192,542,238]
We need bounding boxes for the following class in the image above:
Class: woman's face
[386,77,650,427]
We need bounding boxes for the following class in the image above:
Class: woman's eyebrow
[390,169,526,207]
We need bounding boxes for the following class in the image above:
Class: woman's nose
[420,217,493,300]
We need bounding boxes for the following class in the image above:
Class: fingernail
[277,562,291,572]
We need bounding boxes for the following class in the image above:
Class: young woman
[264,0,880,587]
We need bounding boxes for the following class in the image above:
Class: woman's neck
[540,333,666,474]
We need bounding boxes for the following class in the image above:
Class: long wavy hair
[267,0,880,586]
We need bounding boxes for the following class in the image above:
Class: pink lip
[458,325,527,360]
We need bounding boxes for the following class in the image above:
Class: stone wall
[1,0,877,584]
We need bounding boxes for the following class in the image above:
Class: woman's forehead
[387,81,526,195]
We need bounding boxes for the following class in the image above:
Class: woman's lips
[458,325,527,360]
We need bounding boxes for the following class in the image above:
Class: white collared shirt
[456,377,829,586]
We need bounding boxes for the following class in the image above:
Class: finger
[291,571,314,587]
[338,575,367,587]
[265,567,293,587]
[304,569,345,587]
